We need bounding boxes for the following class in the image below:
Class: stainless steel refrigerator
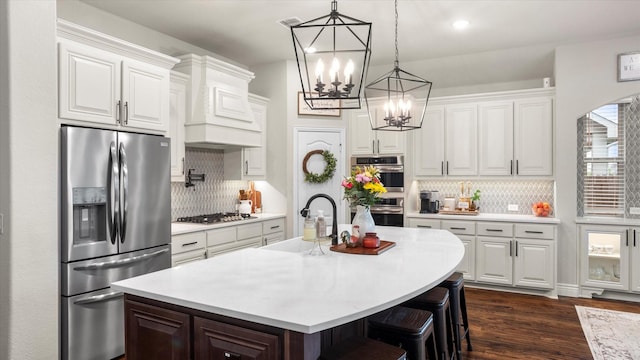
[60,126,171,360]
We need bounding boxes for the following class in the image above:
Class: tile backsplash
[171,148,249,220]
[415,179,555,215]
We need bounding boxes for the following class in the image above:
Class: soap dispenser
[303,212,316,241]
[315,210,326,239]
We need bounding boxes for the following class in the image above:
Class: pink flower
[355,173,371,183]
[341,179,353,189]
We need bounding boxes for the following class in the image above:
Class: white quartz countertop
[406,212,561,224]
[171,213,286,235]
[112,224,464,334]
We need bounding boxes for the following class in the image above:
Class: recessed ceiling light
[453,20,470,30]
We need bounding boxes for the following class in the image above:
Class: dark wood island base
[124,294,363,360]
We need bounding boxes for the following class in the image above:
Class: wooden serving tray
[330,240,396,255]
[438,210,479,216]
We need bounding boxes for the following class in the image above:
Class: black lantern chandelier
[365,0,432,131]
[291,0,372,110]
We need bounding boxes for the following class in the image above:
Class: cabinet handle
[181,157,185,175]
[450,227,466,231]
[224,351,241,359]
[116,100,121,124]
[446,161,449,175]
[626,229,630,247]
[124,101,129,125]
[509,240,513,257]
[515,240,519,256]
[516,160,519,175]
[377,139,380,154]
[372,140,375,153]
[181,241,198,247]
[417,225,432,228]
[510,160,513,175]
[245,160,249,175]
[270,225,280,230]
[486,229,503,232]
[634,229,637,247]
[525,230,543,234]
[441,161,444,175]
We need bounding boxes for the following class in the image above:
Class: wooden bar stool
[403,287,456,360]
[319,336,407,360]
[367,306,438,360]
[439,272,472,359]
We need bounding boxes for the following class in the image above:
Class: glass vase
[352,205,375,242]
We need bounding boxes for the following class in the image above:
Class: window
[579,102,626,216]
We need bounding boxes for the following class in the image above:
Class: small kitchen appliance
[420,191,440,214]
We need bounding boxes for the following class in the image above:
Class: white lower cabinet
[477,222,554,289]
[171,217,286,265]
[171,232,206,267]
[407,217,556,292]
[579,224,640,294]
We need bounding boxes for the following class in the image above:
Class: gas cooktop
[176,213,255,224]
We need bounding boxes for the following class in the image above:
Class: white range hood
[174,54,261,148]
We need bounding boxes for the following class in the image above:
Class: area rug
[575,305,640,360]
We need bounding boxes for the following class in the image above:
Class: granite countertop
[112,224,464,334]
[171,212,286,235]
[406,212,561,224]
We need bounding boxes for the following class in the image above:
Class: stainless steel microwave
[350,155,404,192]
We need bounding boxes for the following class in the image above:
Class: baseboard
[465,283,558,299]
[557,283,580,298]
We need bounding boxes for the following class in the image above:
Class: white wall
[555,34,640,289]
[0,1,58,359]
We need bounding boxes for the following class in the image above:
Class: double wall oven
[350,155,405,227]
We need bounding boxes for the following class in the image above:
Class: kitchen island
[112,225,464,359]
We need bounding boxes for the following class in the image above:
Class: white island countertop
[112,225,464,334]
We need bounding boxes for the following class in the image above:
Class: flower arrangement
[341,165,387,207]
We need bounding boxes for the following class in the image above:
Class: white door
[514,97,553,176]
[413,105,445,176]
[476,236,512,285]
[294,128,345,237]
[478,101,514,176]
[445,103,478,176]
[349,110,375,155]
[121,59,169,133]
[514,239,554,289]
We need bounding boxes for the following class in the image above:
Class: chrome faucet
[300,193,339,245]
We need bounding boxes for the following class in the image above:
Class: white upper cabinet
[413,105,445,176]
[224,94,269,180]
[349,108,405,155]
[514,97,553,176]
[170,71,189,182]
[478,101,514,176]
[57,20,178,134]
[445,103,478,176]
[411,88,554,178]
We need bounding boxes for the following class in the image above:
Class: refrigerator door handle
[73,291,123,305]
[109,142,119,245]
[73,248,170,271]
[119,143,129,244]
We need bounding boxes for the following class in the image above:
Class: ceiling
[79,0,640,89]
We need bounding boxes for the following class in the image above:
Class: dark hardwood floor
[462,287,640,359]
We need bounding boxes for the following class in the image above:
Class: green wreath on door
[302,150,337,183]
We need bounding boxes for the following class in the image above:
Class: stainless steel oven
[350,155,404,192]
[351,197,404,227]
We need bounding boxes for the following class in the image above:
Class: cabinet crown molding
[57,19,180,69]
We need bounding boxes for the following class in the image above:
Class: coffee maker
[420,191,440,214]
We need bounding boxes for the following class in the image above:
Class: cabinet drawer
[263,218,285,235]
[172,232,206,255]
[171,249,206,267]
[515,224,554,240]
[264,232,285,246]
[238,222,263,240]
[206,227,237,247]
[407,218,441,229]
[207,237,261,258]
[477,222,513,237]
[442,220,476,235]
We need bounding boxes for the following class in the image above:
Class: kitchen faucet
[300,193,338,245]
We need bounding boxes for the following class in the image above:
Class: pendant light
[291,0,372,110]
[365,0,432,131]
